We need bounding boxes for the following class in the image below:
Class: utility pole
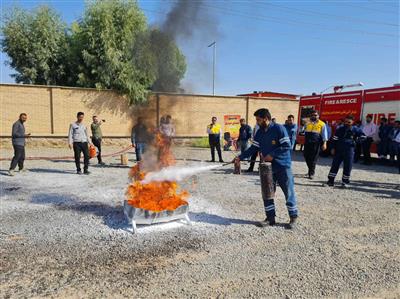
[208,41,216,95]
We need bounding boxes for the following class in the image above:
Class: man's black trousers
[73,142,89,172]
[92,138,102,163]
[9,145,25,170]
[303,142,320,176]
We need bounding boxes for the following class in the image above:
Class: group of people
[231,109,399,229]
[7,109,399,230]
[8,112,176,176]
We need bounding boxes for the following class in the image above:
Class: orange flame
[126,132,189,212]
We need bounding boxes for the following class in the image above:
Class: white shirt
[68,122,90,144]
[362,122,377,138]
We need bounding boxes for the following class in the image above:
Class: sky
[0,0,399,96]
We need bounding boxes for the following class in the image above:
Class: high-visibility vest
[305,120,325,143]
[207,123,221,134]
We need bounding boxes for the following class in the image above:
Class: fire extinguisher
[89,144,97,159]
[233,157,241,174]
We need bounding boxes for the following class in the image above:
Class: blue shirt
[331,126,365,150]
[238,124,252,141]
[239,123,292,169]
[379,124,392,140]
[283,123,298,147]
[326,124,332,139]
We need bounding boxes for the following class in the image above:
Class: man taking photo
[91,115,106,166]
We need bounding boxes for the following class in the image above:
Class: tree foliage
[1,6,68,85]
[1,0,187,104]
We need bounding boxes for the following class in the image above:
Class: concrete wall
[0,84,299,139]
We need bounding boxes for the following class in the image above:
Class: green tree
[148,29,186,93]
[1,6,68,85]
[1,0,187,104]
[74,0,154,104]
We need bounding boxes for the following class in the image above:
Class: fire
[126,132,189,212]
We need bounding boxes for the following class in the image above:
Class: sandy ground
[0,146,399,298]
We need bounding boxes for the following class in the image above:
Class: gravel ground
[0,146,399,298]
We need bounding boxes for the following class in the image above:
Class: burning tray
[123,200,192,234]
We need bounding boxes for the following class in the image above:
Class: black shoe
[308,174,314,180]
[84,170,90,175]
[326,180,334,187]
[340,182,348,189]
[256,218,276,227]
[209,160,215,163]
[98,162,106,166]
[286,217,298,230]
[245,168,254,173]
[77,170,82,175]
[219,160,224,163]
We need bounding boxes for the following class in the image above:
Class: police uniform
[328,125,365,185]
[304,119,328,177]
[239,123,298,220]
[207,123,223,162]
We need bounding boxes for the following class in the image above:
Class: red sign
[320,91,363,125]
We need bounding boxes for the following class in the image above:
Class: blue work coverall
[328,126,365,184]
[239,123,298,219]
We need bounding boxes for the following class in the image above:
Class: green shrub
[190,137,210,148]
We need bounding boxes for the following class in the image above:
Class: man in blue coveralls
[284,114,298,150]
[327,115,365,188]
[234,108,298,229]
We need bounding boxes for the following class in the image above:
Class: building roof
[238,91,298,99]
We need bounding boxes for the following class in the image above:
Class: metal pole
[208,41,216,95]
[213,42,216,95]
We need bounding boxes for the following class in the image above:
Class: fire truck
[297,84,400,151]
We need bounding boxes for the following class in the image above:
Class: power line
[259,1,399,27]
[343,2,399,14]
[141,8,397,49]
[200,3,398,38]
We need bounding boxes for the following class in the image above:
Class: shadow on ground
[25,193,265,231]
[29,168,76,175]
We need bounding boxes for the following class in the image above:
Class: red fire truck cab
[297,85,400,152]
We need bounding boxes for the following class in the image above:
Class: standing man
[9,113,30,176]
[284,114,298,150]
[246,123,260,172]
[159,115,175,148]
[235,108,298,229]
[238,118,252,154]
[91,115,106,165]
[353,120,363,163]
[207,117,224,163]
[68,112,92,175]
[131,117,150,162]
[327,115,365,188]
[389,120,400,173]
[361,115,377,165]
[303,110,328,179]
[377,117,391,160]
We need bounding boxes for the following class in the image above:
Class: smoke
[156,0,220,93]
[141,164,221,184]
[163,0,209,39]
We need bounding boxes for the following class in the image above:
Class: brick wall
[0,84,299,139]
